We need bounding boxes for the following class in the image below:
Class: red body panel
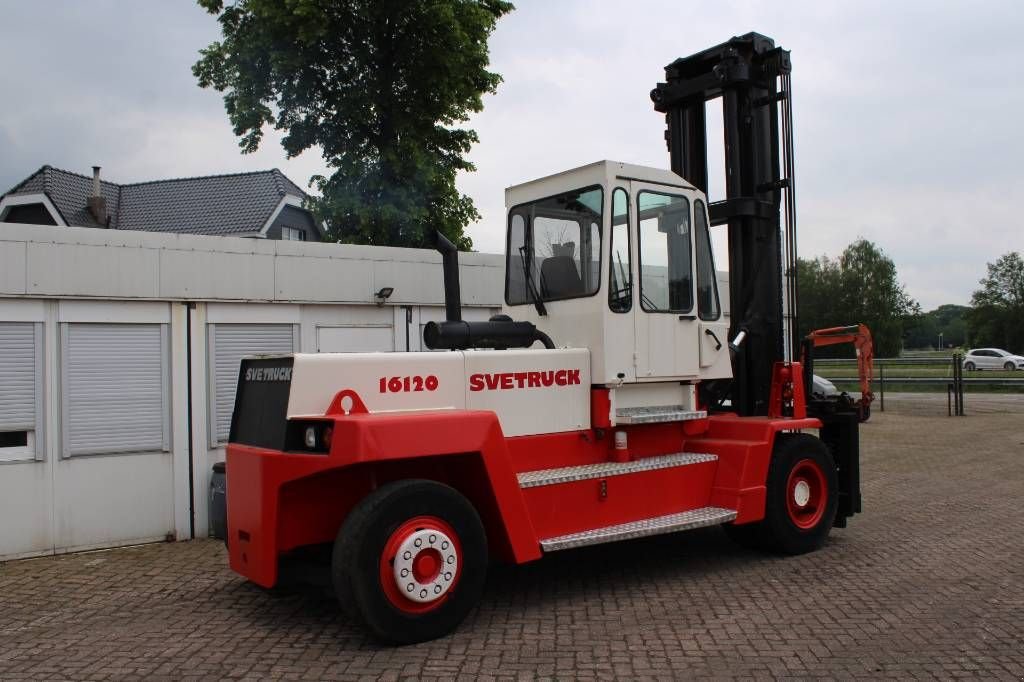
[227,410,539,587]
[691,414,820,522]
[226,396,821,587]
[523,461,718,539]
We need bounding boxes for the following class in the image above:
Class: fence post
[879,361,885,413]
[954,350,962,413]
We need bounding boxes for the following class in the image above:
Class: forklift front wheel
[725,433,838,555]
[331,479,488,644]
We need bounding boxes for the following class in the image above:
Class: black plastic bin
[210,461,227,541]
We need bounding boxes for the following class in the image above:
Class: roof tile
[3,167,310,236]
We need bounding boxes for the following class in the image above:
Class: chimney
[86,165,108,226]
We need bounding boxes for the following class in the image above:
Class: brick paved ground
[2,399,1022,680]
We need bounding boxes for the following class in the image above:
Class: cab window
[609,188,632,313]
[506,186,603,305]
[694,200,720,320]
[637,191,692,313]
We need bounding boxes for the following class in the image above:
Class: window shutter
[63,323,168,457]
[0,323,37,432]
[210,324,295,445]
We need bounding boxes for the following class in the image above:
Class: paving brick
[1,403,1023,679]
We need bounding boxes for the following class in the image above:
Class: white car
[962,348,1024,371]
[811,374,840,397]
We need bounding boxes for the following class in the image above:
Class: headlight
[286,420,333,453]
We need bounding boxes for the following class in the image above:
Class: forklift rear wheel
[724,433,838,555]
[331,479,487,644]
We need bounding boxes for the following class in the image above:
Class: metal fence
[814,353,1024,416]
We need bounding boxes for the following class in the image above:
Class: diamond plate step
[517,452,717,489]
[540,506,738,552]
[615,405,707,424]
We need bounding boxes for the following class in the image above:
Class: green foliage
[193,0,514,249]
[798,239,919,357]
[966,252,1024,351]
[903,304,968,349]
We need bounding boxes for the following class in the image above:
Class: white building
[0,223,502,560]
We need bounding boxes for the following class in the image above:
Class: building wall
[266,204,321,242]
[0,223,503,559]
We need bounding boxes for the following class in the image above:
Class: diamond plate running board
[614,406,708,424]
[517,452,717,489]
[540,506,738,552]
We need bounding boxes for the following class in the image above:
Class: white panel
[418,306,498,324]
[2,222,505,305]
[275,255,375,302]
[698,320,732,378]
[63,323,168,456]
[53,452,173,551]
[0,240,26,294]
[160,249,275,300]
[317,326,394,353]
[28,242,160,298]
[210,324,295,444]
[206,303,300,324]
[464,348,590,437]
[301,303,393,327]
[0,459,53,560]
[287,352,466,418]
[0,298,46,321]
[371,259,445,306]
[58,300,170,324]
[458,264,505,306]
[0,323,36,431]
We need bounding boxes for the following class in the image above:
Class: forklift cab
[503,160,731,388]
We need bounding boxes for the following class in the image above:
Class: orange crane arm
[804,324,875,415]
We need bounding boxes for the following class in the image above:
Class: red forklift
[222,33,862,643]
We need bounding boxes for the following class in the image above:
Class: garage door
[208,323,297,446]
[54,322,174,551]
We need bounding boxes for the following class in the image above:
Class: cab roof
[504,161,697,209]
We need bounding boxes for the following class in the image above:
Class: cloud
[3,0,1022,309]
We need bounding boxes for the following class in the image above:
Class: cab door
[631,181,699,379]
[693,199,730,378]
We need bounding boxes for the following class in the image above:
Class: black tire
[332,480,487,644]
[724,433,838,555]
[1004,361,1015,371]
[964,361,976,371]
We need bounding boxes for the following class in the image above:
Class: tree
[967,252,1024,351]
[193,0,513,249]
[798,239,919,357]
[903,304,968,350]
[796,255,843,333]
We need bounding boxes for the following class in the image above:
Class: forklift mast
[652,32,798,417]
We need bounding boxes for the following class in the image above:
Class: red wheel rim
[785,458,828,530]
[379,516,462,614]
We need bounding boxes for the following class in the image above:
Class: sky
[2,1,1023,310]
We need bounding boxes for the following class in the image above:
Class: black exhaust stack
[424,231,554,350]
[433,231,462,322]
